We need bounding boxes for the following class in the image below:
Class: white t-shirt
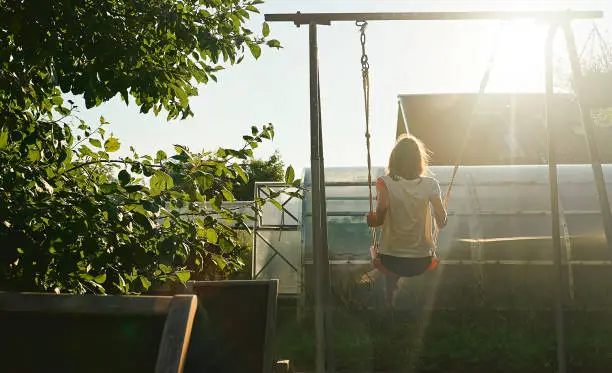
[377,175,441,258]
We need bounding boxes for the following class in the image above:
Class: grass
[274,306,612,373]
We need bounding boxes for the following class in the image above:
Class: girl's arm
[367,179,388,227]
[430,194,447,228]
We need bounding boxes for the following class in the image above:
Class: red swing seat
[369,245,439,277]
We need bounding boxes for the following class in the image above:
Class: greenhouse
[254,164,612,309]
[252,92,612,310]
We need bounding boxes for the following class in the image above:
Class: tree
[233,150,286,200]
[1,0,280,120]
[0,0,301,295]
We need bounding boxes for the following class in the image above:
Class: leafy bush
[0,0,299,294]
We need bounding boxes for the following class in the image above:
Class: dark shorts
[378,254,432,278]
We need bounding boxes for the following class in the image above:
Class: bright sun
[489,22,548,92]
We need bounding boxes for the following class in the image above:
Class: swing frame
[265,10,606,373]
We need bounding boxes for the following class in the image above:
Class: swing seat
[428,253,439,271]
[370,245,395,277]
[369,245,437,277]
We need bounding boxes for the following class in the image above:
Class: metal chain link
[356,21,377,247]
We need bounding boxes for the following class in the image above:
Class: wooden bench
[180,280,280,373]
[0,292,198,373]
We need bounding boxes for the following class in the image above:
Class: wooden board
[0,292,197,373]
[181,280,278,373]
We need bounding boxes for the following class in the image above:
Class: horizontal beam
[303,259,612,266]
[306,180,611,187]
[304,210,603,217]
[254,225,300,230]
[265,11,603,25]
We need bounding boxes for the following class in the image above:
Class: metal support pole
[308,23,334,373]
[316,66,335,373]
[545,24,567,373]
[562,22,612,252]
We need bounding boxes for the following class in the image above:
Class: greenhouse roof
[396,93,612,166]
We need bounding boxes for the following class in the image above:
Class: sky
[67,0,612,178]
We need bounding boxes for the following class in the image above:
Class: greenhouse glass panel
[253,230,300,295]
[303,216,372,261]
[255,184,300,227]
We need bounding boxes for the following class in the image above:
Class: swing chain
[356,21,370,74]
[356,20,373,209]
[356,20,377,247]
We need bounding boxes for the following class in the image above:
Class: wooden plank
[264,280,279,373]
[0,292,198,373]
[155,295,198,373]
[0,292,173,315]
[182,280,279,373]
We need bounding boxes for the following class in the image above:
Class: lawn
[275,306,612,373]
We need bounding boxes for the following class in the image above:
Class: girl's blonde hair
[388,134,431,180]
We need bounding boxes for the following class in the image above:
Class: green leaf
[142,200,160,213]
[56,106,71,116]
[94,273,107,284]
[51,96,63,106]
[28,148,41,162]
[89,138,102,148]
[118,170,131,186]
[249,43,261,59]
[170,84,189,107]
[269,199,282,210]
[262,22,270,37]
[104,137,121,152]
[266,39,282,48]
[196,173,213,191]
[115,273,129,293]
[246,4,260,13]
[79,145,95,157]
[150,170,174,192]
[142,165,153,177]
[206,228,218,244]
[100,182,118,194]
[285,165,295,183]
[155,150,167,162]
[221,189,234,202]
[232,163,248,183]
[125,184,145,193]
[211,254,226,270]
[100,116,109,124]
[176,270,190,283]
[0,128,9,149]
[210,195,222,211]
[219,237,234,253]
[159,264,172,274]
[140,276,151,290]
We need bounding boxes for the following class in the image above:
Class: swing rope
[357,21,504,265]
[357,20,377,249]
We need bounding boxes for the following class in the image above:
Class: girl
[366,134,447,308]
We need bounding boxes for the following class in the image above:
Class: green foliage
[232,150,287,200]
[0,0,299,294]
[0,0,281,120]
[0,105,301,294]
